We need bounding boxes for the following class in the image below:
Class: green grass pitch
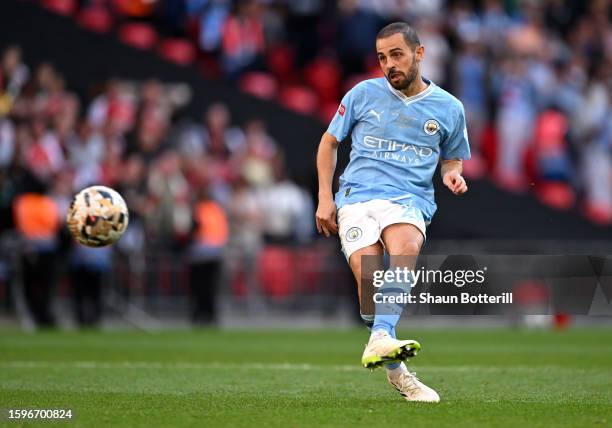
[1,328,611,427]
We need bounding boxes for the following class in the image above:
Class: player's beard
[386,56,418,91]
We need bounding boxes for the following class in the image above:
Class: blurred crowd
[0,45,314,326]
[1,0,610,327]
[57,0,610,222]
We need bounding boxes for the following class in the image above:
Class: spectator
[454,38,486,177]
[236,119,277,187]
[13,184,61,327]
[257,154,314,245]
[337,0,381,74]
[116,153,148,256]
[574,62,611,222]
[221,0,265,78]
[192,0,231,53]
[0,118,15,168]
[67,121,105,188]
[147,150,192,249]
[494,56,537,191]
[415,19,450,86]
[188,188,229,325]
[0,45,29,117]
[26,118,64,181]
[87,79,136,134]
[69,244,112,327]
[532,109,573,185]
[202,102,244,158]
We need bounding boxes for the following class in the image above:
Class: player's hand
[315,197,338,237]
[443,170,468,195]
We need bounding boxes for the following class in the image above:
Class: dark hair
[376,22,420,49]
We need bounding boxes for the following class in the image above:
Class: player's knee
[390,240,421,256]
[360,312,374,330]
[348,253,362,273]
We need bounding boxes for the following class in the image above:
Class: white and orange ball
[66,186,129,247]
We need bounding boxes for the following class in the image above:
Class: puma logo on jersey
[369,109,383,123]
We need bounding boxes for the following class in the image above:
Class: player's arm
[440,103,470,196]
[315,132,339,237]
[441,159,468,195]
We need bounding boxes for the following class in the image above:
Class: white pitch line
[0,361,605,373]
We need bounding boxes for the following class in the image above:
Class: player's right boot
[361,330,420,369]
[387,363,440,403]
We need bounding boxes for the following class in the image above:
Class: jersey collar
[386,77,435,105]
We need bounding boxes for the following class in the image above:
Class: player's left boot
[361,330,420,369]
[387,363,440,403]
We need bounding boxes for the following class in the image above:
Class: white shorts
[337,199,428,261]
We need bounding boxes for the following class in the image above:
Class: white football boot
[387,363,440,403]
[361,330,420,369]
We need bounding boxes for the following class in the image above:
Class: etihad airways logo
[363,136,434,157]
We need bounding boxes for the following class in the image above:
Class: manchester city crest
[346,227,363,242]
[423,119,440,135]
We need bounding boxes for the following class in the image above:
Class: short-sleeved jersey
[327,77,470,221]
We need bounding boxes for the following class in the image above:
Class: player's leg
[348,242,384,329]
[360,222,423,370]
[355,241,421,371]
[358,223,422,375]
[347,236,420,373]
[338,202,384,328]
[378,222,440,403]
[339,201,422,371]
[372,222,424,337]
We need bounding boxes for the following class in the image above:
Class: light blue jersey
[327,77,471,222]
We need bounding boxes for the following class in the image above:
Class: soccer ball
[66,185,129,247]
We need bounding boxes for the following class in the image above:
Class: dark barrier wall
[1,0,610,240]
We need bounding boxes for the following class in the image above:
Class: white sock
[370,329,388,339]
[386,362,407,378]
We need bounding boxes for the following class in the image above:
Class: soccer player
[315,22,470,403]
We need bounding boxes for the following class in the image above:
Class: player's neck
[400,75,429,98]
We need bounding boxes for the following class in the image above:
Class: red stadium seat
[293,248,322,294]
[41,0,76,16]
[534,111,567,150]
[584,202,612,225]
[77,7,113,33]
[279,86,318,115]
[239,72,278,100]
[197,55,222,79]
[118,23,158,50]
[535,182,575,210]
[304,57,341,103]
[257,246,294,299]
[158,38,197,66]
[266,44,295,83]
[111,0,155,17]
[319,101,341,123]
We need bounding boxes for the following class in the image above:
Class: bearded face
[376,33,422,91]
[385,54,419,90]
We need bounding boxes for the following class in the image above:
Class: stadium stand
[0,0,609,327]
